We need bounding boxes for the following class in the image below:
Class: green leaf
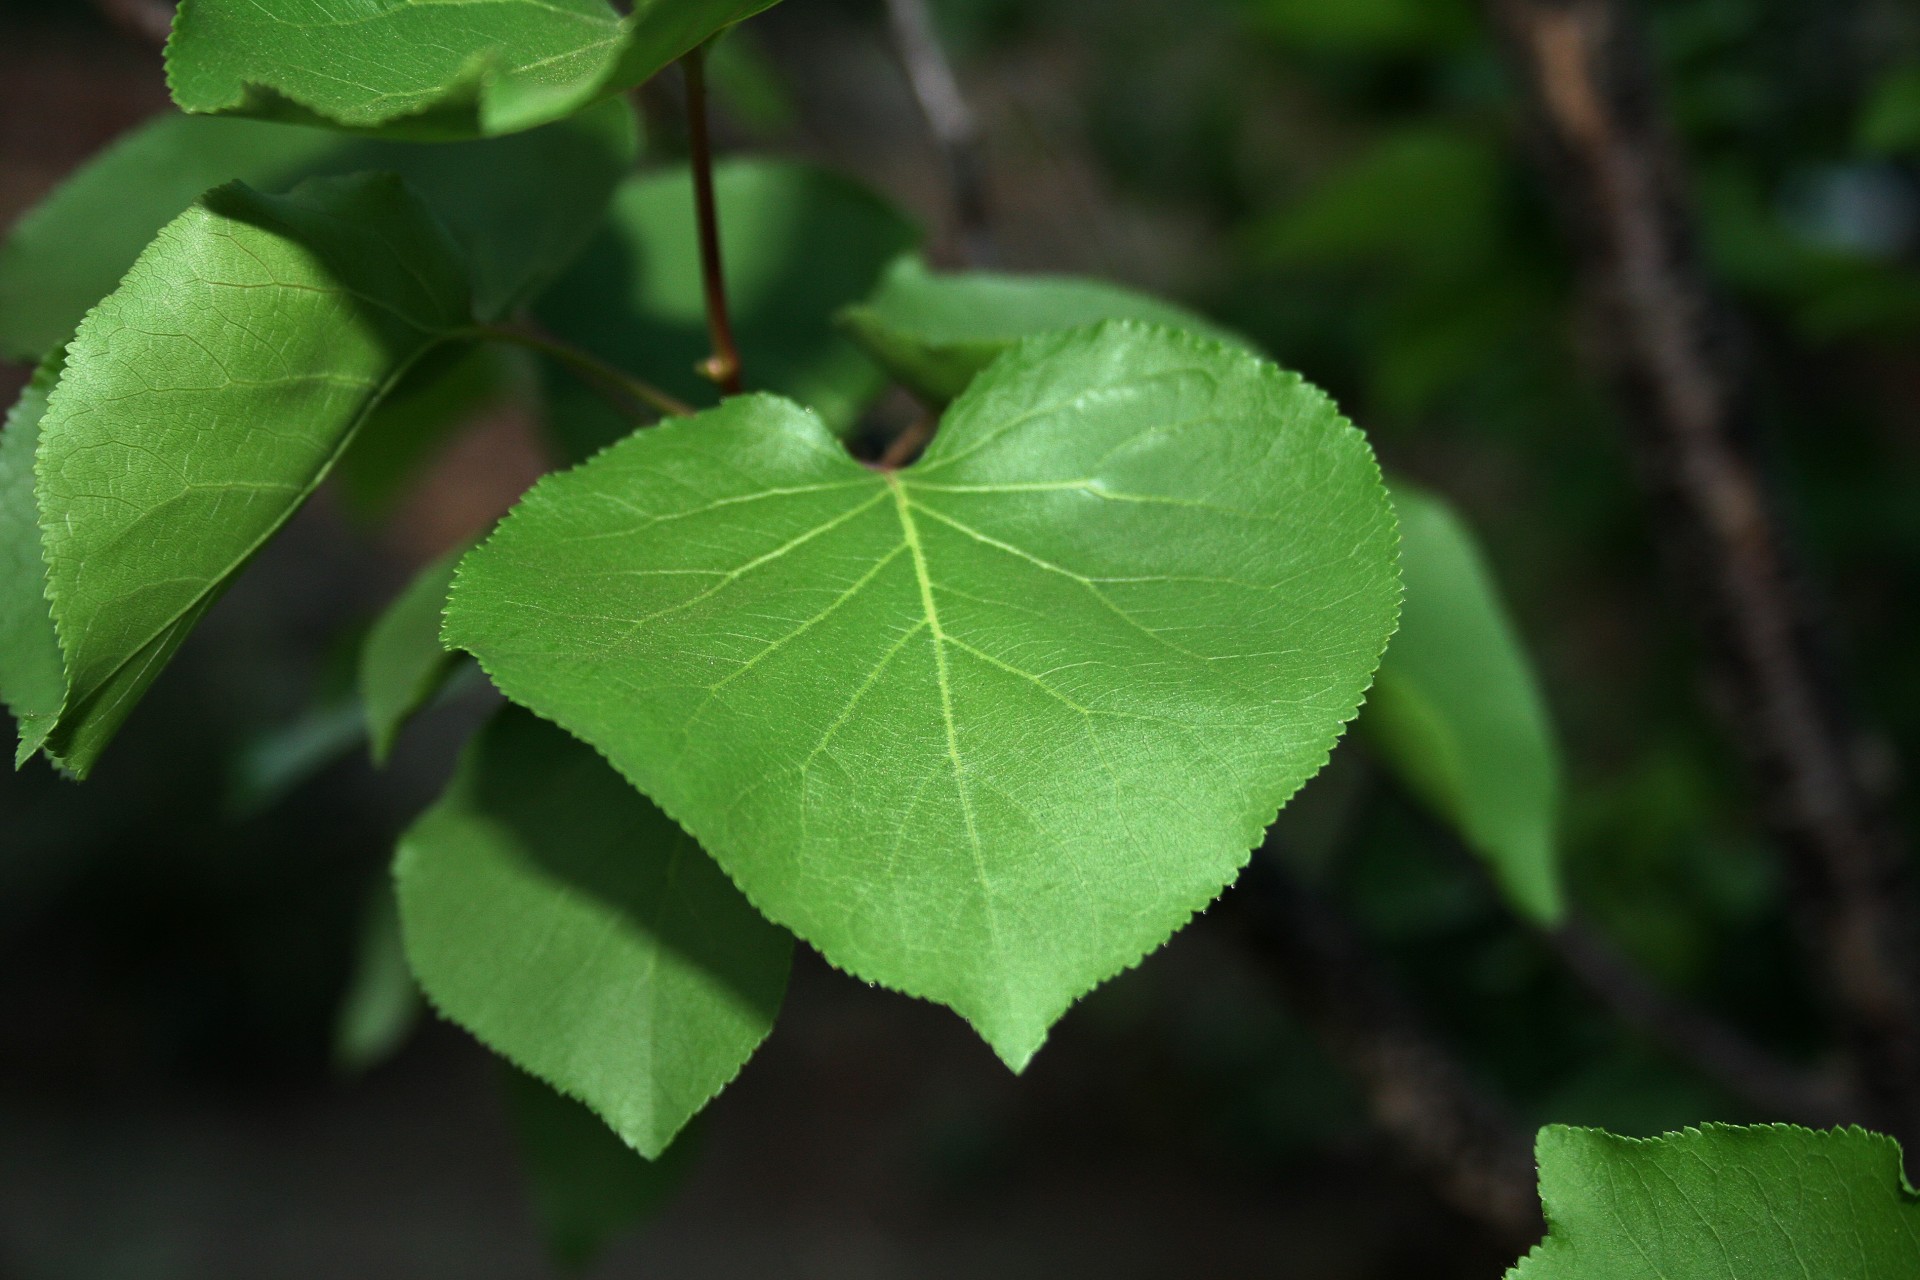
[165,0,780,139]
[502,1067,697,1271]
[0,100,637,359]
[333,876,423,1073]
[0,352,67,765]
[839,254,1247,404]
[361,544,470,764]
[35,173,476,777]
[1860,65,1920,155]
[537,159,920,458]
[395,708,791,1157]
[1364,484,1563,923]
[1509,1124,1920,1279]
[446,323,1400,1068]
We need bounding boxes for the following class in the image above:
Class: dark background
[4,0,1919,1274]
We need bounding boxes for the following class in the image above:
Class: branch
[681,43,744,396]
[1482,0,1920,1143]
[1228,850,1542,1244]
[883,0,995,265]
[1545,919,1856,1125]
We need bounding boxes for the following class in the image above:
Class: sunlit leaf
[361,544,470,764]
[839,254,1244,403]
[396,708,791,1157]
[1508,1124,1920,1278]
[35,174,476,776]
[1365,484,1563,923]
[446,323,1399,1068]
[165,0,779,139]
[537,159,919,457]
[0,100,637,360]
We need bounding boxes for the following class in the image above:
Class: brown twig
[681,43,745,396]
[1545,919,1856,1124]
[1228,850,1542,1243]
[883,0,995,265]
[1482,0,1920,1144]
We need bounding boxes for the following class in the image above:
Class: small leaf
[1509,1123,1920,1279]
[537,159,920,457]
[35,173,476,776]
[0,100,636,359]
[446,323,1400,1068]
[333,876,423,1074]
[361,543,471,765]
[1365,484,1564,923]
[502,1067,697,1271]
[0,351,67,765]
[165,0,780,139]
[839,254,1247,403]
[395,708,791,1158]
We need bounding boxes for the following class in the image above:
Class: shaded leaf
[334,345,522,518]
[839,254,1245,403]
[0,100,636,360]
[0,353,67,766]
[225,697,366,820]
[35,174,476,776]
[1508,1124,1920,1279]
[446,323,1400,1068]
[538,159,919,457]
[1365,484,1563,923]
[361,543,471,764]
[395,708,791,1157]
[333,876,423,1073]
[165,0,779,139]
[502,1067,697,1271]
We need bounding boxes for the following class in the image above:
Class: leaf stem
[682,42,745,396]
[479,325,695,420]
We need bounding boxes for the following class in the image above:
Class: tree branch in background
[884,0,995,265]
[1229,851,1542,1244]
[1482,0,1920,1144]
[1544,919,1857,1125]
[681,43,745,396]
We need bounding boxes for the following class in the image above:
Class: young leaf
[395,708,792,1158]
[1365,484,1564,923]
[536,159,920,457]
[0,100,637,360]
[333,877,423,1074]
[501,1067,698,1271]
[1509,1124,1920,1278]
[35,174,476,777]
[361,544,471,765]
[445,323,1400,1069]
[165,0,780,140]
[0,352,67,765]
[838,254,1248,403]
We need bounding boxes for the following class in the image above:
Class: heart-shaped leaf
[396,708,791,1157]
[165,0,780,139]
[446,323,1400,1067]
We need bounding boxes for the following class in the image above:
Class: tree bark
[1482,0,1920,1143]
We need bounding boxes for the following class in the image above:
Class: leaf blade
[361,543,470,764]
[0,352,68,765]
[1509,1123,1920,1279]
[446,323,1400,1067]
[396,708,792,1157]
[35,173,475,775]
